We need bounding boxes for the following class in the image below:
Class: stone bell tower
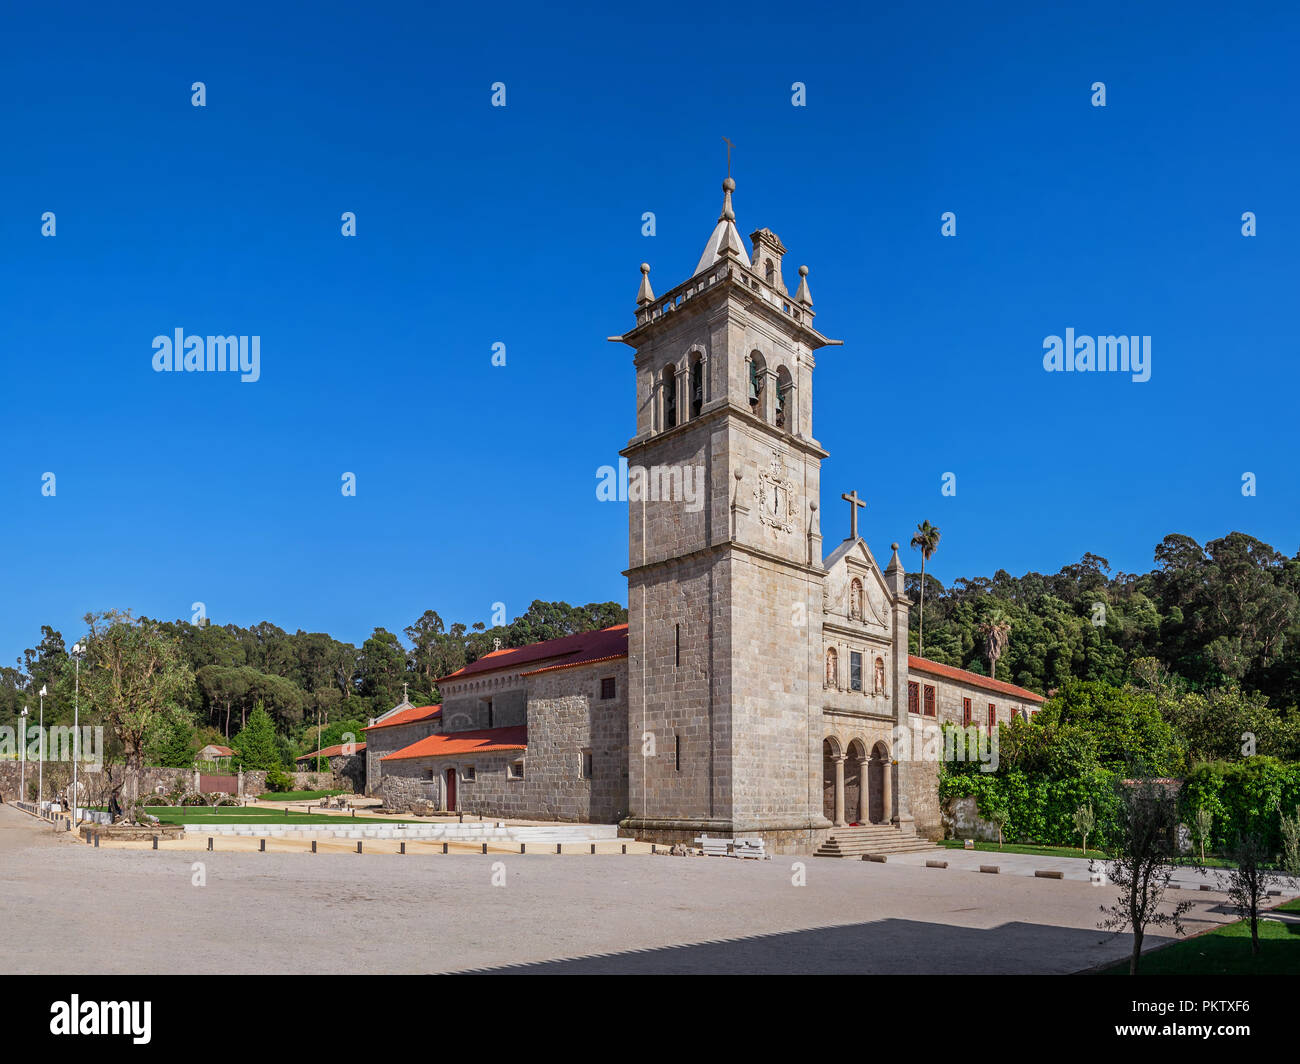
[610,176,843,852]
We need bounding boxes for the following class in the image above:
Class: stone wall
[364,718,441,795]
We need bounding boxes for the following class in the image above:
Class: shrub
[264,767,294,793]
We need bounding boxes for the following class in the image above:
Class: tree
[1191,807,1213,865]
[231,702,278,770]
[1278,804,1300,877]
[1218,831,1279,956]
[77,611,195,818]
[910,521,941,656]
[1072,801,1095,854]
[1100,781,1193,975]
[978,607,1012,681]
[145,707,198,768]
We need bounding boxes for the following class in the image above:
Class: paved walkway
[886,848,1300,895]
[3,803,1288,975]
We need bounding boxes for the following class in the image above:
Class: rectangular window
[675,624,681,668]
[463,765,476,781]
[600,676,616,700]
[850,651,862,692]
[908,681,920,715]
[580,749,593,779]
[923,684,936,717]
[674,734,681,772]
[485,698,493,729]
[508,760,524,780]
[962,697,972,726]
[988,704,996,728]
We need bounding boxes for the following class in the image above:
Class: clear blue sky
[1,1,1296,665]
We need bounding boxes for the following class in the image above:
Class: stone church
[366,176,1044,854]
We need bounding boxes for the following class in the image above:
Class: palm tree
[909,520,941,656]
[978,607,1012,680]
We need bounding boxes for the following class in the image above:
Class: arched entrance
[846,740,867,825]
[867,742,892,825]
[444,767,457,812]
[821,738,844,825]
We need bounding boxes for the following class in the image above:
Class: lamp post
[71,643,85,825]
[38,685,46,807]
[19,706,28,805]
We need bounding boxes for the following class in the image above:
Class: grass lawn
[142,807,422,826]
[1277,897,1300,913]
[254,789,344,802]
[938,840,1108,861]
[1098,914,1300,974]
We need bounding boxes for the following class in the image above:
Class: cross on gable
[841,490,866,540]
[402,682,409,703]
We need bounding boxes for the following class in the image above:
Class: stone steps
[815,826,940,858]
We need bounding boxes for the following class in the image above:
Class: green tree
[1100,781,1193,975]
[232,702,279,770]
[1072,801,1095,854]
[910,521,941,656]
[978,606,1012,681]
[78,610,195,815]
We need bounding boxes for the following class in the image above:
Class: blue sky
[1,1,1296,665]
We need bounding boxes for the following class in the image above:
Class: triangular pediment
[823,537,893,630]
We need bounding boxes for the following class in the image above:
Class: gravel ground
[0,803,1242,974]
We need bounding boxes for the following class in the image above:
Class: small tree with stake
[1099,780,1192,975]
[1191,807,1213,866]
[1217,831,1279,957]
[1073,802,1095,855]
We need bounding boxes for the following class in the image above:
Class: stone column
[857,756,870,824]
[833,755,846,827]
[882,759,893,826]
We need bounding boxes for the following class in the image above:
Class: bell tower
[611,176,843,852]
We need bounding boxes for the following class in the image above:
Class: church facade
[366,176,1044,853]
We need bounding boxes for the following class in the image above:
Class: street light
[19,706,28,806]
[38,685,46,809]
[71,643,85,826]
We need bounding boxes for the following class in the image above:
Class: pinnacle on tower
[693,176,752,277]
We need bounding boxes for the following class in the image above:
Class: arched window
[825,647,838,688]
[663,364,677,429]
[748,353,766,418]
[689,356,704,419]
[775,366,793,430]
[849,579,863,620]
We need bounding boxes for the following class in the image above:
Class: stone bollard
[622,844,627,854]
[590,843,596,855]
[207,837,213,851]
[556,843,562,855]
[442,842,448,854]
[481,843,487,854]
[357,842,363,854]
[400,842,406,855]
[520,843,526,855]
[93,833,100,848]
[152,836,158,850]
[259,839,266,852]
[311,840,317,854]
[979,865,1000,874]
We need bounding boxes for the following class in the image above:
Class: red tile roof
[908,656,1046,703]
[201,745,234,757]
[296,742,366,762]
[381,726,528,762]
[362,704,442,732]
[440,625,628,682]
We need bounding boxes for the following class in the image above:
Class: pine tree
[232,702,278,770]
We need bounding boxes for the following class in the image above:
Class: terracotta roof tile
[381,726,528,762]
[296,742,366,761]
[440,625,628,682]
[362,704,441,732]
[908,656,1045,703]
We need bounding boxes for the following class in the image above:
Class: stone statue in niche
[874,656,886,694]
[849,579,863,620]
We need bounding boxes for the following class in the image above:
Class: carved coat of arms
[753,451,798,533]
